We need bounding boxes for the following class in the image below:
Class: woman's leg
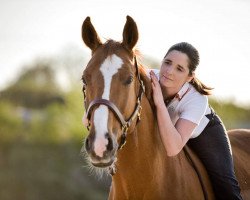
[188,114,242,200]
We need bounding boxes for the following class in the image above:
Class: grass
[0,141,111,200]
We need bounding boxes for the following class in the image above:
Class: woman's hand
[150,70,165,108]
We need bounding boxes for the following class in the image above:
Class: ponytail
[190,77,213,95]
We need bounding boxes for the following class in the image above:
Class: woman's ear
[188,72,195,83]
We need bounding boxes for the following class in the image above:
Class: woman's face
[159,50,194,92]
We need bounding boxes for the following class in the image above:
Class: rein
[83,57,145,150]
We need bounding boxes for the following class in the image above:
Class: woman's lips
[163,75,173,81]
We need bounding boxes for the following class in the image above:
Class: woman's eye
[177,68,183,72]
[124,75,133,85]
[164,60,171,65]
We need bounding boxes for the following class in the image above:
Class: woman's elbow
[166,148,182,157]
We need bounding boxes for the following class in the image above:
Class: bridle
[83,57,145,150]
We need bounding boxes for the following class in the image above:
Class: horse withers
[80,16,250,199]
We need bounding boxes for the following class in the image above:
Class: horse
[80,16,250,199]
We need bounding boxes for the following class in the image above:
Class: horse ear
[122,16,139,51]
[82,17,102,52]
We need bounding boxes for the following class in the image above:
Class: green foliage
[209,98,250,129]
[0,61,64,109]
[0,142,110,200]
[0,89,87,144]
[0,55,88,143]
[0,101,23,142]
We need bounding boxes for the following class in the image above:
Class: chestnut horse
[81,16,250,199]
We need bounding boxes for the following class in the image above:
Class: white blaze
[93,54,123,158]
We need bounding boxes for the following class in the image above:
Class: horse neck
[136,96,166,160]
[114,94,175,183]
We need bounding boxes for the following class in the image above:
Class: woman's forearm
[156,103,184,156]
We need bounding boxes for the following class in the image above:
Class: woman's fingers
[151,82,156,89]
[150,71,158,84]
[150,71,162,97]
[149,71,165,107]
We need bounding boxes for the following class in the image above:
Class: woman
[149,42,242,200]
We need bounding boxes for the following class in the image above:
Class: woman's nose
[165,65,174,74]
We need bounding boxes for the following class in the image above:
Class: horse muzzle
[83,131,118,168]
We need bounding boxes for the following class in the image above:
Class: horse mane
[137,61,155,110]
[130,46,155,110]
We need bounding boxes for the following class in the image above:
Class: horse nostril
[106,134,113,151]
[85,137,91,152]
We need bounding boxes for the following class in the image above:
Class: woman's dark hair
[165,42,213,95]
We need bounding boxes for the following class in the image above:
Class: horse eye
[124,75,133,85]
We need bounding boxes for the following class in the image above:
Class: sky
[1,0,250,106]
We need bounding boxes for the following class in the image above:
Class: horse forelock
[100,39,140,58]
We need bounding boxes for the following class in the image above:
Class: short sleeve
[179,93,208,125]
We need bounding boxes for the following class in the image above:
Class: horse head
[81,16,144,169]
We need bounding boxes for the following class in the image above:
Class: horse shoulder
[183,146,215,199]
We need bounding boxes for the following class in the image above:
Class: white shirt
[148,69,211,138]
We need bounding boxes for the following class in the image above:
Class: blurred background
[0,0,250,199]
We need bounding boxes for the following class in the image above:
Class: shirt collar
[175,82,190,101]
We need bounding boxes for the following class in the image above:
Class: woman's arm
[156,103,197,156]
[150,71,197,156]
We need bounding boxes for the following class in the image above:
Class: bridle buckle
[122,123,129,133]
[137,105,142,121]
